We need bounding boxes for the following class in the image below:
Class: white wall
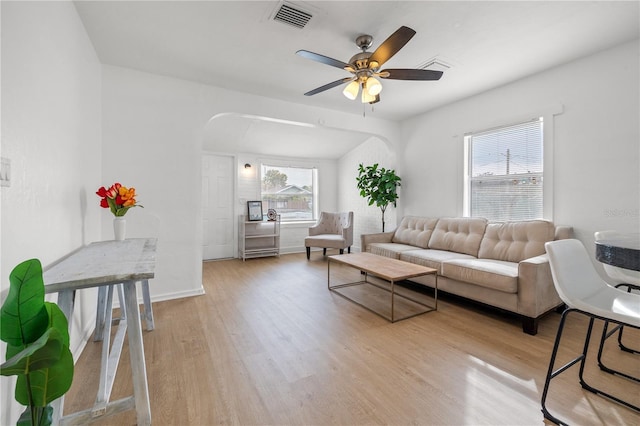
[234,153,338,255]
[338,136,399,251]
[102,65,400,300]
[400,39,640,264]
[0,2,102,424]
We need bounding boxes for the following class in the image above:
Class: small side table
[43,238,156,425]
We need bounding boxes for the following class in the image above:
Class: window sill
[281,221,316,229]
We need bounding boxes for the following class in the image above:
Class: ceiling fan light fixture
[343,80,360,100]
[361,86,377,103]
[365,77,382,96]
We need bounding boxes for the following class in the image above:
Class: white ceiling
[74,0,640,158]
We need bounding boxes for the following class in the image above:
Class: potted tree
[1,259,74,426]
[356,163,402,232]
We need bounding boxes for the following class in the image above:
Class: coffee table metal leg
[391,280,395,322]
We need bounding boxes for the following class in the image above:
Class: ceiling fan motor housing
[350,52,374,70]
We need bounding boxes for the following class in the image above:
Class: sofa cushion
[428,217,488,257]
[478,220,555,263]
[442,258,519,293]
[400,249,476,273]
[391,216,439,249]
[304,234,347,249]
[369,243,417,259]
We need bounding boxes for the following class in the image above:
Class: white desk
[43,238,157,425]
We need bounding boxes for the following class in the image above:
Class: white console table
[43,238,156,425]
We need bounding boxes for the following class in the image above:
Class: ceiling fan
[296,26,443,104]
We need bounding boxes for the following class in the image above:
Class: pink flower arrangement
[96,182,143,217]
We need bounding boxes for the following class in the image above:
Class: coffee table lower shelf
[328,253,438,323]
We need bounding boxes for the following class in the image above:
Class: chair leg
[597,320,639,382]
[323,248,326,256]
[348,246,351,253]
[542,311,609,425]
[578,319,640,412]
[617,325,640,354]
[541,309,574,426]
[542,310,640,420]
[306,247,310,260]
[339,249,344,254]
[611,283,640,354]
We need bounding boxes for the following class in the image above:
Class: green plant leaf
[1,258,75,417]
[0,328,62,376]
[1,259,49,347]
[15,344,74,406]
[17,405,53,426]
[45,303,70,349]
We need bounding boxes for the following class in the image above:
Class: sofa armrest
[517,254,563,318]
[360,232,394,252]
[555,225,573,240]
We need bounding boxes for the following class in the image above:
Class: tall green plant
[1,259,74,426]
[356,163,402,232]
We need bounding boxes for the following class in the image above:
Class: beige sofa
[361,216,572,334]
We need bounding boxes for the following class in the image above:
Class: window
[464,118,543,222]
[261,164,316,222]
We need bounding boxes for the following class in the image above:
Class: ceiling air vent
[273,3,312,29]
[418,57,452,73]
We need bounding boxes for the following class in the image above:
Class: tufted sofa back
[478,220,556,262]
[391,216,439,248]
[428,217,488,256]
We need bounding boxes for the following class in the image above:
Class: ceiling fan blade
[304,77,353,96]
[368,26,416,68]
[296,50,351,70]
[380,69,443,81]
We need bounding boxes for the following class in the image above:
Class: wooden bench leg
[141,279,154,331]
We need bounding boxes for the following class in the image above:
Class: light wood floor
[65,252,640,425]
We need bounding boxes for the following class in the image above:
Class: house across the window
[465,118,544,222]
[261,164,316,222]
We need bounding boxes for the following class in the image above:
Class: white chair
[542,239,640,425]
[305,212,353,260]
[594,231,640,374]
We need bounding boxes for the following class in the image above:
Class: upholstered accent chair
[305,212,354,260]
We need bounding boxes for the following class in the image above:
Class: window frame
[259,161,318,224]
[460,105,561,222]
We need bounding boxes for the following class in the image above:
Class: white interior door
[202,154,235,260]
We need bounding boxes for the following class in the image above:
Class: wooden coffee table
[328,252,437,322]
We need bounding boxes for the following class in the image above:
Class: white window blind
[466,118,543,222]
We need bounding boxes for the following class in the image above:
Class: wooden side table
[43,238,156,425]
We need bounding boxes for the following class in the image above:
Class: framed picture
[247,201,263,221]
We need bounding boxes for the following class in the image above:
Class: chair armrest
[517,254,563,317]
[308,224,323,236]
[360,232,394,253]
[342,226,354,246]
